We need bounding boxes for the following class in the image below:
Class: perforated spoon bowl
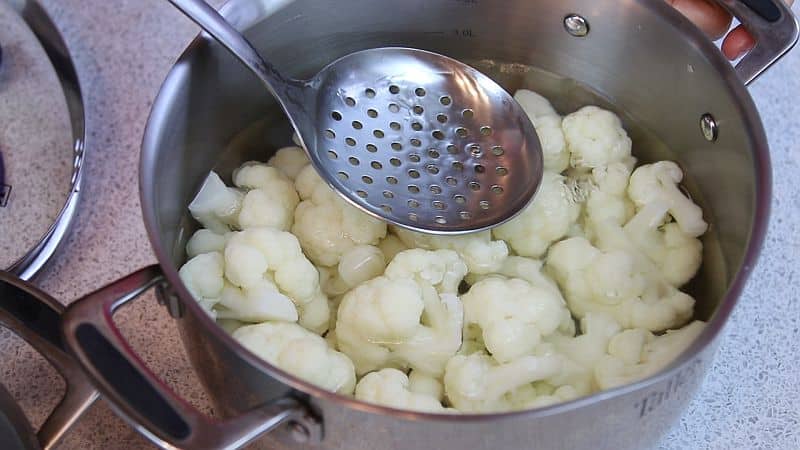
[168,0,543,234]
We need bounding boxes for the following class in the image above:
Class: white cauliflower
[217,318,244,334]
[384,249,468,294]
[186,229,229,259]
[233,162,299,231]
[355,368,446,412]
[465,256,562,299]
[408,370,444,402]
[233,322,355,394]
[562,106,633,170]
[492,172,582,258]
[622,203,703,287]
[337,245,386,289]
[267,146,309,181]
[292,165,387,266]
[336,249,467,376]
[318,245,387,297]
[594,321,705,389]
[215,280,298,323]
[546,236,694,332]
[224,228,329,333]
[188,172,243,233]
[378,233,409,264]
[393,228,508,275]
[176,101,711,413]
[582,161,636,233]
[514,89,569,172]
[443,352,562,412]
[178,252,225,317]
[462,277,571,363]
[502,314,623,410]
[508,383,581,410]
[627,161,708,238]
[459,323,487,357]
[548,313,622,370]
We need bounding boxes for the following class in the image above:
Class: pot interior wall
[146,0,760,326]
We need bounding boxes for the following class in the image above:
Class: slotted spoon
[167,0,543,234]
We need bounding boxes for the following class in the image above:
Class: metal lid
[0,0,85,280]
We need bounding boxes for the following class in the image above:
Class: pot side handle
[713,0,799,84]
[0,272,98,450]
[60,266,322,450]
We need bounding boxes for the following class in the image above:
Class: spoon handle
[167,0,293,90]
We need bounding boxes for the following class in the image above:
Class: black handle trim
[741,0,782,22]
[74,324,190,440]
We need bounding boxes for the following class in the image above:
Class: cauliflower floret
[497,326,605,411]
[458,323,487,357]
[622,203,703,287]
[215,280,298,323]
[233,322,355,394]
[582,161,636,232]
[217,318,244,334]
[186,229,229,259]
[514,89,569,172]
[178,252,225,317]
[562,106,633,170]
[337,245,386,288]
[547,313,622,371]
[462,277,571,363]
[594,321,705,389]
[393,228,508,275]
[292,165,387,266]
[465,256,561,297]
[508,383,581,410]
[188,172,243,233]
[233,162,299,231]
[224,228,329,333]
[443,352,562,412]
[627,161,708,238]
[492,172,582,258]
[384,249,468,294]
[318,245,387,297]
[408,370,444,402]
[355,369,446,412]
[546,237,694,331]
[267,146,309,181]
[317,266,347,297]
[378,233,409,264]
[336,250,467,376]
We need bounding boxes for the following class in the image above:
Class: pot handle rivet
[564,14,589,37]
[700,114,718,142]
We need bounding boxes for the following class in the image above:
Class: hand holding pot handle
[671,0,799,83]
[60,266,321,450]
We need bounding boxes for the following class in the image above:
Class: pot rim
[140,0,771,422]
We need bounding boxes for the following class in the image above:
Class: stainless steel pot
[60,0,798,449]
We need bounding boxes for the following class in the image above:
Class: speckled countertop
[0,1,798,449]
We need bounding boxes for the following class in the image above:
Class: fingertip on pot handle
[60,265,322,450]
[714,0,799,84]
